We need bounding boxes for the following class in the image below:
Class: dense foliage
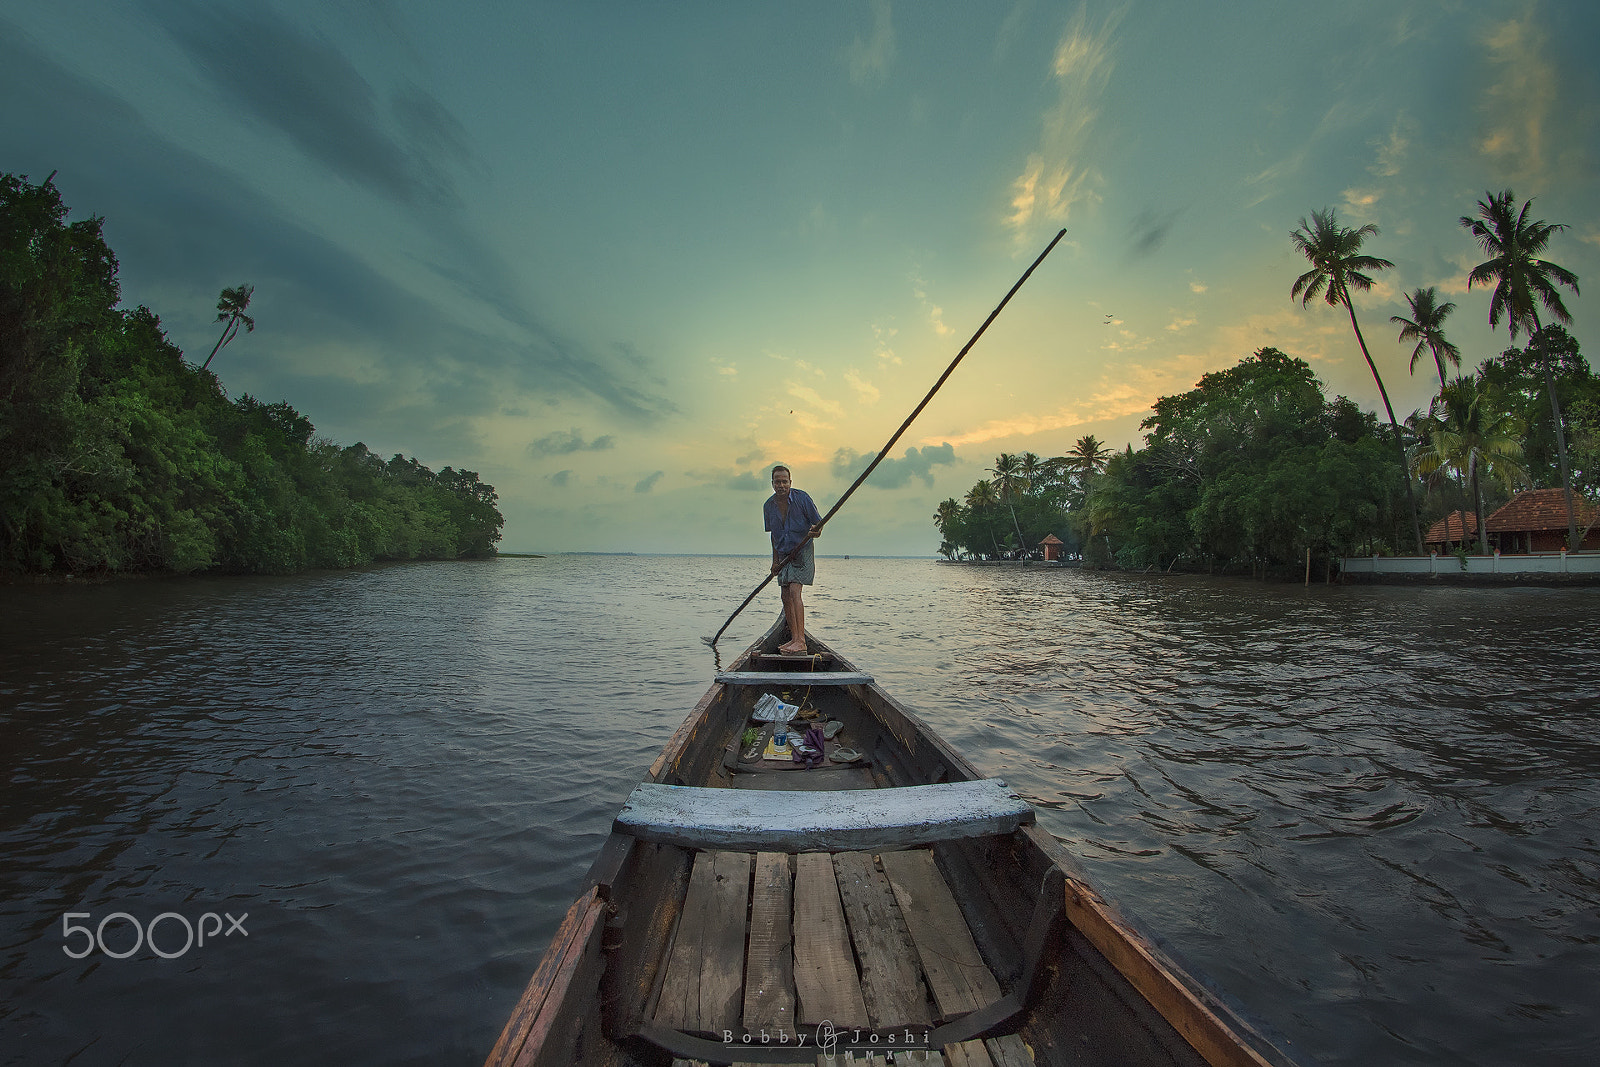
[938,188,1589,573]
[1078,349,1399,574]
[0,174,503,576]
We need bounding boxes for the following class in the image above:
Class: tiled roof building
[1486,488,1600,553]
[1425,512,1478,548]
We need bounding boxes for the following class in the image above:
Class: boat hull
[486,620,1308,1067]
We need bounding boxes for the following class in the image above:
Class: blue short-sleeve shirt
[764,488,821,556]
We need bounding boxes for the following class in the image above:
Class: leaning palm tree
[1392,287,1461,391]
[987,453,1030,557]
[1414,377,1528,555]
[1291,208,1423,553]
[201,283,256,371]
[1461,190,1582,549]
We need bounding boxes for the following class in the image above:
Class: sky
[4,1,1597,555]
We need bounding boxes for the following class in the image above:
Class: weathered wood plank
[879,850,1001,1017]
[984,1034,1034,1066]
[833,852,932,1027]
[941,1040,996,1067]
[1058,873,1279,1067]
[793,852,869,1027]
[615,780,1034,852]
[699,851,753,1031]
[744,853,797,1037]
[484,887,604,1067]
[655,851,722,1029]
[511,892,609,1067]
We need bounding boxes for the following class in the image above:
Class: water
[2,557,1597,1065]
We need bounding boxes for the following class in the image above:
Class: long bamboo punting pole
[705,228,1068,648]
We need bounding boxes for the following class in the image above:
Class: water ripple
[3,559,1599,1065]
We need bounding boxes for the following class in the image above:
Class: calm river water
[2,556,1597,1065]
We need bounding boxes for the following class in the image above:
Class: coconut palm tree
[1392,287,1461,390]
[1414,377,1527,555]
[964,479,1004,558]
[1291,208,1423,553]
[933,497,963,558]
[1461,190,1582,549]
[987,453,1030,557]
[1018,451,1046,490]
[201,283,255,371]
[1065,434,1113,488]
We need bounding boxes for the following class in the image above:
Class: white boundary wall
[1341,551,1600,576]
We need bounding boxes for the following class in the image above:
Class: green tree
[933,497,962,559]
[1065,434,1112,487]
[1080,348,1398,575]
[0,173,502,576]
[1391,287,1461,390]
[200,283,255,371]
[963,479,1005,558]
[1291,207,1422,553]
[1461,190,1582,549]
[986,453,1029,557]
[1413,378,1527,555]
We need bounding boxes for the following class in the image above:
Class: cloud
[1127,208,1179,259]
[550,469,572,487]
[1242,147,1308,208]
[727,471,767,491]
[1004,4,1121,240]
[1477,8,1557,185]
[0,19,680,433]
[910,273,951,336]
[1165,316,1197,332]
[635,470,664,493]
[831,443,958,489]
[153,2,466,206]
[1369,113,1416,178]
[138,4,676,424]
[1340,187,1382,222]
[871,322,901,364]
[844,369,880,405]
[845,0,896,86]
[527,428,616,456]
[1189,280,1208,294]
[788,383,845,418]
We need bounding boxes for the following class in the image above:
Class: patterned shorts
[775,540,815,586]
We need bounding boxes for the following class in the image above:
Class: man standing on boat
[765,464,821,655]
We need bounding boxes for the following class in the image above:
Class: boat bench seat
[714,670,874,686]
[613,778,1034,852]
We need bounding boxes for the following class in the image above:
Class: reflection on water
[3,557,1598,1065]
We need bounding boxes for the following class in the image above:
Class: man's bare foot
[778,641,807,655]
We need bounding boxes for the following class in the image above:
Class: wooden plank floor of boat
[660,848,1033,1067]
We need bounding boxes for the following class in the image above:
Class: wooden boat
[486,619,1308,1067]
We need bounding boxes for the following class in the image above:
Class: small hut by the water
[1039,533,1065,561]
[1487,489,1600,553]
[1425,512,1479,551]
